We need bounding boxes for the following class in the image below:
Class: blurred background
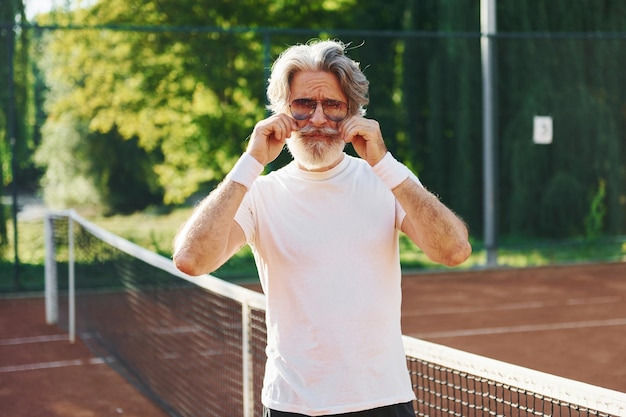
[1,0,625,290]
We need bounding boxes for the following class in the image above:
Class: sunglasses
[289,98,349,122]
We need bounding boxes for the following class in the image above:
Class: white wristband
[225,153,264,189]
[372,152,417,190]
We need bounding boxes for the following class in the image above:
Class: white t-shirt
[234,154,416,416]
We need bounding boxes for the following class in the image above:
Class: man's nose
[309,102,327,125]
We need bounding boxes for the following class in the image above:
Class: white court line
[0,357,114,373]
[405,296,622,317]
[0,334,68,345]
[151,325,201,335]
[412,317,626,339]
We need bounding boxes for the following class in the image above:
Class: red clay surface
[1,262,625,416]
[400,262,626,392]
[0,297,169,417]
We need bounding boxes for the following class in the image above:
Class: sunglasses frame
[289,98,349,122]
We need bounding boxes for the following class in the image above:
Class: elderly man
[173,39,471,417]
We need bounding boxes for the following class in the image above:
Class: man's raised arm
[173,179,249,276]
[173,113,296,276]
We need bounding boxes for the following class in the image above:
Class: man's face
[286,71,348,171]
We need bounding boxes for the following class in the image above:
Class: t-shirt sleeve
[395,170,422,229]
[234,191,255,244]
[395,199,406,230]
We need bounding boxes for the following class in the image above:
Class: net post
[241,300,254,417]
[44,212,58,325]
[68,214,76,344]
[481,0,499,266]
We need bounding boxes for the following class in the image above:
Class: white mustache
[297,126,340,138]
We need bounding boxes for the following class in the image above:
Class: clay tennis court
[1,261,625,416]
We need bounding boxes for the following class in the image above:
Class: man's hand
[247,114,298,166]
[340,116,388,166]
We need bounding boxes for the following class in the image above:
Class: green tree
[35,1,265,209]
[498,0,626,238]
[34,113,103,208]
[34,0,361,210]
[29,0,626,242]
[401,0,482,231]
[1,0,31,257]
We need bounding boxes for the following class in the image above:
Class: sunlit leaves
[36,1,268,206]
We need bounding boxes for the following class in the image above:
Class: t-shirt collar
[286,153,350,181]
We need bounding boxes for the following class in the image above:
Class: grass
[0,207,259,292]
[1,207,625,293]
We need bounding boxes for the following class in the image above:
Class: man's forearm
[394,178,471,267]
[370,151,471,266]
[174,152,264,275]
[173,179,248,275]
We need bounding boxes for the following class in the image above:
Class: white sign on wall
[533,116,553,144]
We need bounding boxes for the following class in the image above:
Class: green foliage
[539,173,586,238]
[585,179,607,239]
[497,3,626,239]
[4,209,626,293]
[400,6,482,229]
[34,113,103,209]
[1,0,30,254]
[35,0,369,208]
[15,0,626,241]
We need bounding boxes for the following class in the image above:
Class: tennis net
[44,210,626,417]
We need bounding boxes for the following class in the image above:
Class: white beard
[287,126,346,171]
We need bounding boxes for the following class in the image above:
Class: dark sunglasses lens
[290,99,314,120]
[323,101,348,122]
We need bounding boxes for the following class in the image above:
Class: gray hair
[266,39,369,117]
